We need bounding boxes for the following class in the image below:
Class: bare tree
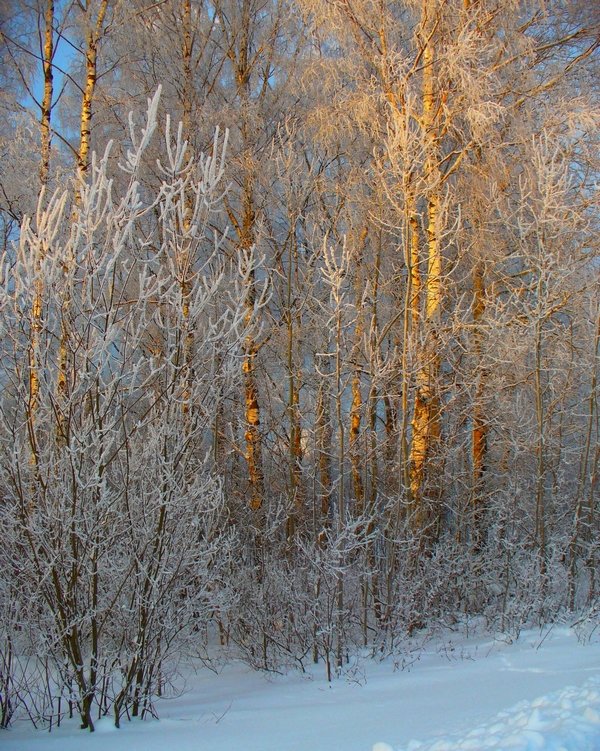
[0,91,265,730]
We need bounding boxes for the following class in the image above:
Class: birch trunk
[29,0,54,464]
[408,0,442,532]
[238,171,264,511]
[236,1,265,513]
[39,0,54,187]
[57,0,109,424]
[77,0,109,180]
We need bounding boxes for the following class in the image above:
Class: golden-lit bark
[27,0,55,458]
[78,0,109,180]
[350,371,364,511]
[223,0,266,513]
[240,177,265,512]
[57,0,109,429]
[28,290,42,411]
[243,340,264,512]
[399,187,421,502]
[408,0,442,530]
[409,209,421,331]
[39,0,54,187]
[27,273,43,469]
[30,0,54,462]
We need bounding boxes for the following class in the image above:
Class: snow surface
[2,625,599,751]
[375,677,600,750]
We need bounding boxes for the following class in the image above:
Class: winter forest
[0,0,598,736]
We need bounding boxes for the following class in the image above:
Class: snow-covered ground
[377,677,600,750]
[2,625,599,751]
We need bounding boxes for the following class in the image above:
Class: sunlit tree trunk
[78,0,109,180]
[408,0,442,533]
[218,0,267,514]
[27,0,55,466]
[400,187,421,504]
[26,0,55,472]
[27,250,43,471]
[57,0,109,428]
[39,0,54,187]
[240,184,265,513]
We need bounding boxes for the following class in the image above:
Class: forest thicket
[0,0,598,731]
